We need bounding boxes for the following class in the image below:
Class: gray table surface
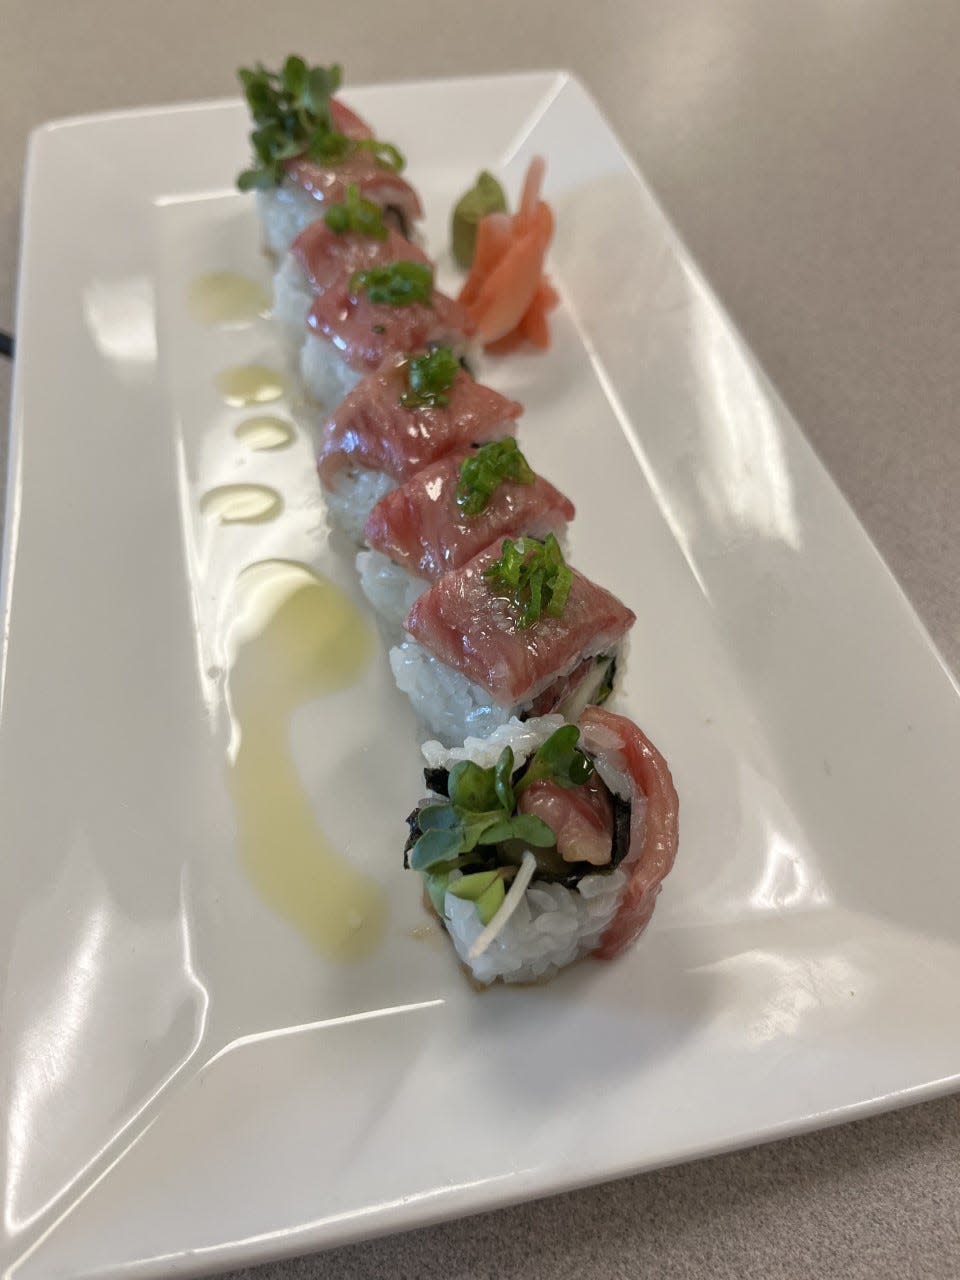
[2,2,959,1276]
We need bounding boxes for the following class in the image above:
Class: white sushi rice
[299,332,363,408]
[391,637,515,745]
[356,549,427,633]
[271,252,364,405]
[257,182,327,260]
[391,635,624,748]
[324,469,397,543]
[272,252,314,350]
[421,714,565,770]
[257,177,422,259]
[419,716,629,985]
[444,869,627,985]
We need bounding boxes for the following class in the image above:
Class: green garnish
[354,138,406,171]
[516,724,594,791]
[399,346,460,409]
[349,261,433,307]
[408,726,595,926]
[236,56,405,191]
[482,533,573,628]
[447,870,507,925]
[452,170,508,268]
[323,184,388,239]
[456,438,535,516]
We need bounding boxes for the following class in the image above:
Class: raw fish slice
[307,281,472,377]
[403,539,635,706]
[318,359,521,488]
[292,223,426,296]
[578,706,680,958]
[282,97,423,232]
[364,448,574,581]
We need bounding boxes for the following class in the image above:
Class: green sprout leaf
[409,826,464,871]
[494,747,515,812]
[447,870,508,926]
[416,803,461,832]
[354,137,406,172]
[448,759,500,813]
[424,869,452,915]
[447,869,501,902]
[235,56,404,191]
[456,438,536,517]
[475,878,506,924]
[515,725,595,794]
[506,813,559,845]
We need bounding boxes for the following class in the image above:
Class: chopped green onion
[482,533,573,628]
[350,261,434,307]
[452,171,508,268]
[399,346,460,409]
[456,438,535,516]
[323,184,388,239]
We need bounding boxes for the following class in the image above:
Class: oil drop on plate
[215,364,285,407]
[225,560,387,960]
[234,415,296,451]
[200,484,283,525]
[187,271,270,328]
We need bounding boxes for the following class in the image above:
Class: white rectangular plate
[3,71,960,1279]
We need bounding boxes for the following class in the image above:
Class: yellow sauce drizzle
[234,414,296,451]
[216,364,285,407]
[200,484,283,525]
[226,560,386,959]
[187,271,270,328]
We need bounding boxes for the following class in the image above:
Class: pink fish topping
[292,224,422,297]
[403,539,635,706]
[329,98,375,140]
[578,706,679,959]
[318,359,521,489]
[283,98,423,230]
[307,275,472,376]
[518,772,614,866]
[363,448,574,582]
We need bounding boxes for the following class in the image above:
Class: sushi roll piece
[391,535,635,744]
[318,350,522,541]
[299,249,472,408]
[404,708,679,985]
[357,438,575,631]
[273,210,423,352]
[237,58,423,260]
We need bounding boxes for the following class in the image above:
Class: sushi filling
[405,717,637,982]
[390,638,622,746]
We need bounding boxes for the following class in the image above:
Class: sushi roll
[404,708,679,985]
[391,535,635,744]
[301,254,472,408]
[357,438,575,631]
[237,58,423,260]
[273,211,424,351]
[318,350,522,541]
[275,207,471,406]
